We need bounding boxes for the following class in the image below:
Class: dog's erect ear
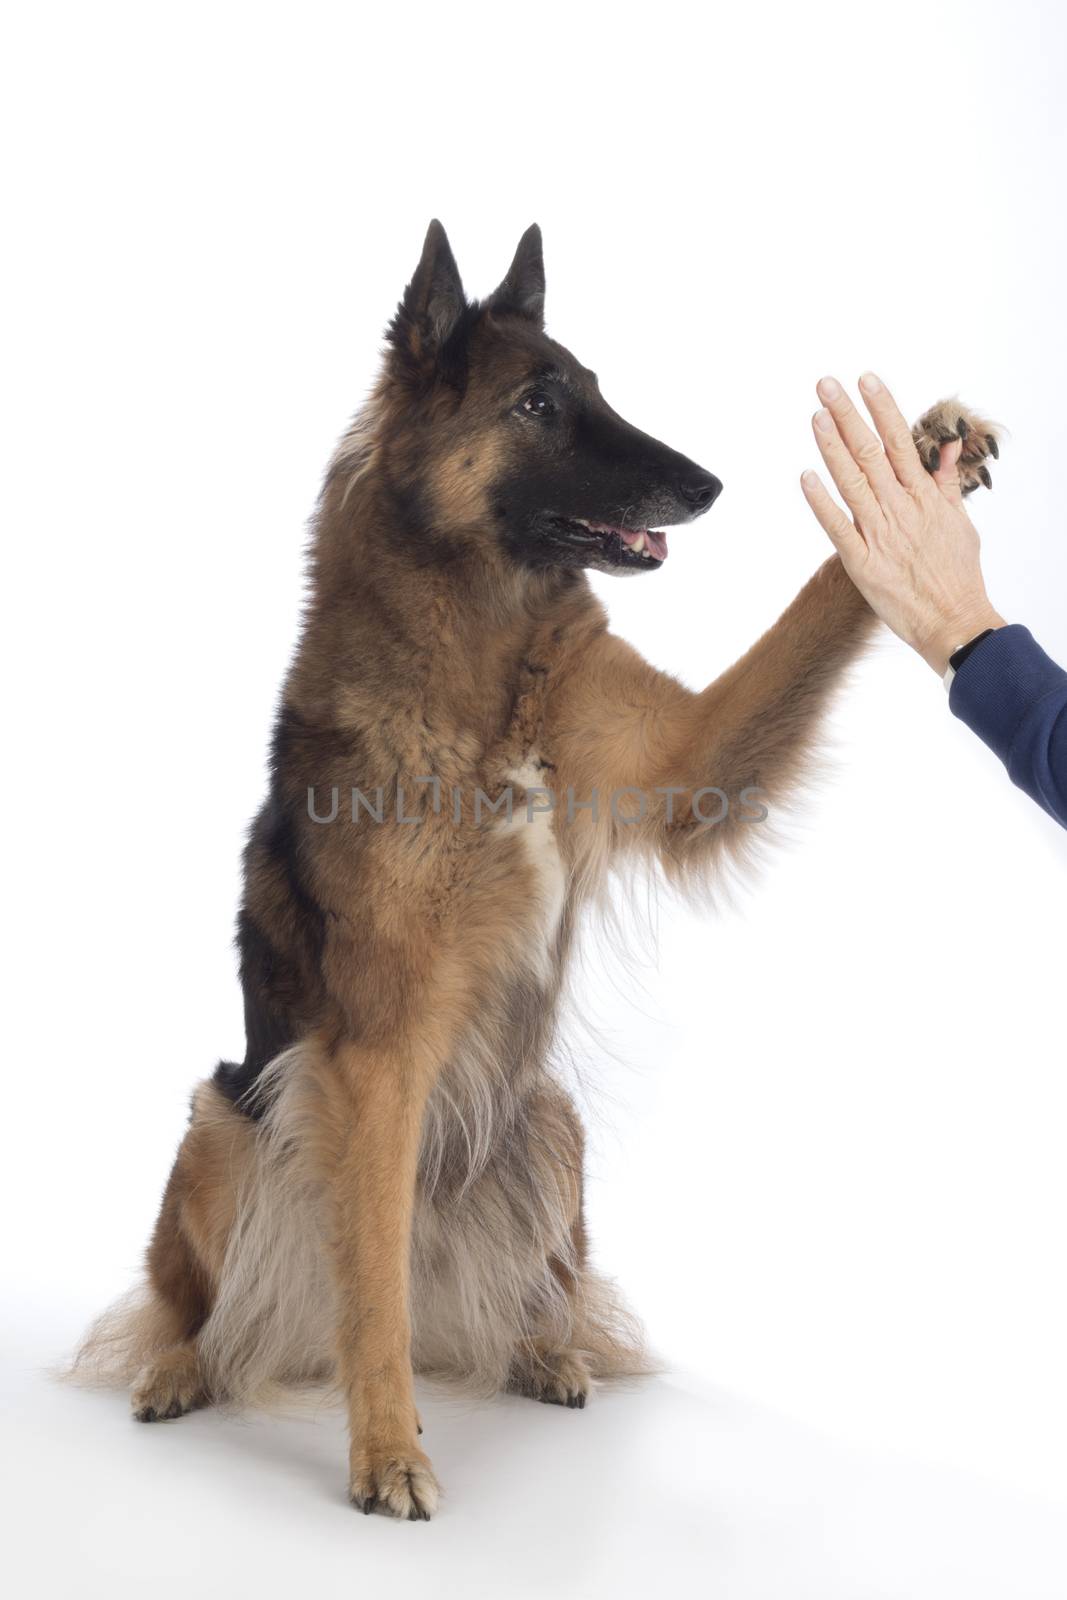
[486,224,545,327]
[387,220,467,380]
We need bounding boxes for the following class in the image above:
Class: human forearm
[949,624,1067,826]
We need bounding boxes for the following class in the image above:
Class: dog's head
[377,221,721,576]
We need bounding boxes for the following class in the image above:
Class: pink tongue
[644,529,668,560]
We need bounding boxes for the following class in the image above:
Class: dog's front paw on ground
[507,1346,593,1409]
[349,1447,440,1521]
[131,1347,206,1422]
[912,399,1002,495]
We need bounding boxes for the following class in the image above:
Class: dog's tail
[64,1285,178,1390]
[575,1268,659,1384]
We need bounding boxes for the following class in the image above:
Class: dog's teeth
[640,546,652,558]
[630,532,646,554]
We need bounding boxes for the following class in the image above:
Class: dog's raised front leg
[547,553,876,874]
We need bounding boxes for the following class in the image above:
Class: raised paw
[131,1345,207,1423]
[349,1447,440,1521]
[912,399,1002,495]
[507,1345,593,1409]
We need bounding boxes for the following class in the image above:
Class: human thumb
[932,436,964,506]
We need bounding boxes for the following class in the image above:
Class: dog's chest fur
[500,758,567,984]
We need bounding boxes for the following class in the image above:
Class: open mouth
[552,516,669,567]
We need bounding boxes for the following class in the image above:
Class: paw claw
[130,1350,205,1424]
[349,1451,439,1522]
[507,1346,593,1411]
[979,464,993,489]
[913,401,1002,487]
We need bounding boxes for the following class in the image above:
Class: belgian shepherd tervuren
[74,222,999,1518]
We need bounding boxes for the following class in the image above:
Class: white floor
[6,1313,1065,1600]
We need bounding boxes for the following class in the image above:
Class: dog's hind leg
[505,1087,649,1409]
[130,1338,207,1423]
[506,1254,596,1409]
[128,1161,213,1419]
[129,1083,250,1420]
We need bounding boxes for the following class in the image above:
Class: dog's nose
[679,473,723,513]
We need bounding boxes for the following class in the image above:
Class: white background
[3,1,1066,1595]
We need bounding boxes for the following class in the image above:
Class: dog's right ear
[386,220,467,384]
[485,224,545,327]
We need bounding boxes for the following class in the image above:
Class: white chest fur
[503,760,566,983]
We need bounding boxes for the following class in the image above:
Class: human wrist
[918,602,1006,676]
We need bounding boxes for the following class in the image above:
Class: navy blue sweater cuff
[948,624,1067,824]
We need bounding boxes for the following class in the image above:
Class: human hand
[800,374,1004,675]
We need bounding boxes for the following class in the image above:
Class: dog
[73,222,1000,1519]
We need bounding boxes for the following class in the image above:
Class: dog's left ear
[486,224,545,327]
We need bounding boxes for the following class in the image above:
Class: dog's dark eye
[520,391,555,418]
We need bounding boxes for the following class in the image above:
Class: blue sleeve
[948,624,1067,828]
